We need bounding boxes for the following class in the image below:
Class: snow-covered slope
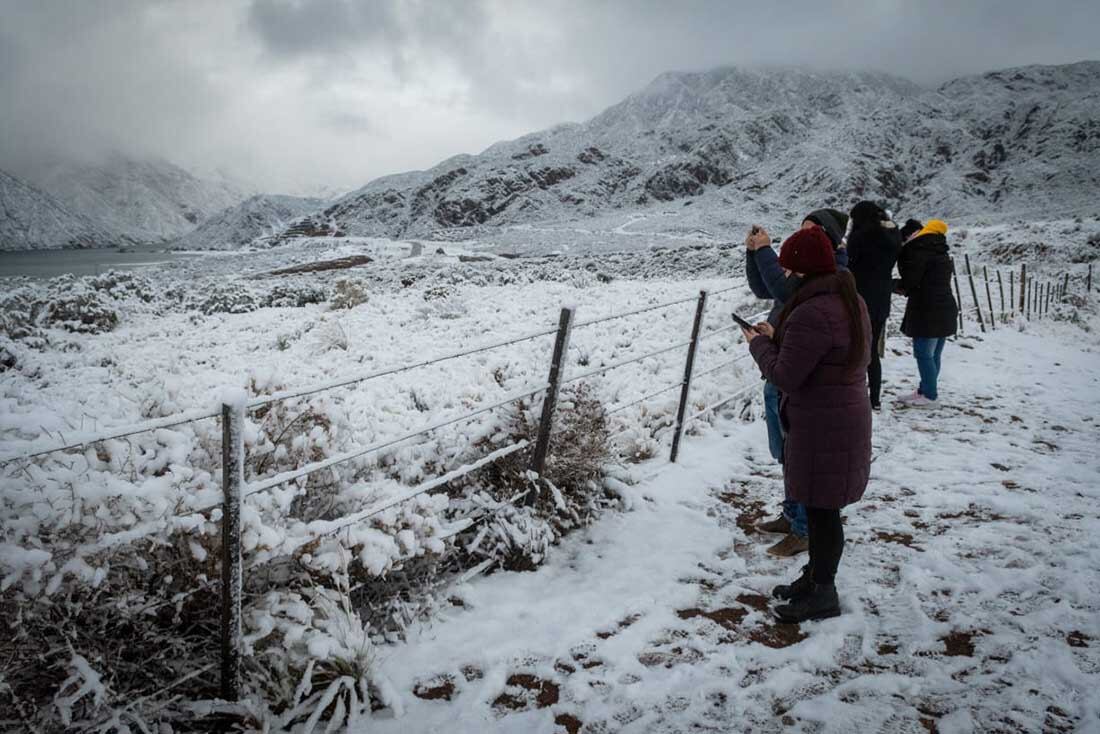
[34,153,251,244]
[168,194,324,250]
[0,169,118,250]
[287,62,1100,241]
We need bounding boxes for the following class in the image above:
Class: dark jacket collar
[906,232,948,253]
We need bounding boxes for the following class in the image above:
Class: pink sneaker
[905,394,936,408]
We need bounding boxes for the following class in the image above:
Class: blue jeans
[763,381,808,538]
[912,337,946,401]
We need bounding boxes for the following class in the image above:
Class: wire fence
[1,279,772,702]
[949,256,1092,333]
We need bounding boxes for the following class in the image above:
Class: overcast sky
[1,0,1097,194]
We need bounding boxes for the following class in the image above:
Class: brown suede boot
[766,533,809,557]
[756,514,791,535]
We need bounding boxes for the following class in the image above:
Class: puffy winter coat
[896,232,958,338]
[847,221,901,324]
[749,275,872,509]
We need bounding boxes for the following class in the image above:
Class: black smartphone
[731,312,758,332]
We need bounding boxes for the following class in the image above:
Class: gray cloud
[1,0,1098,194]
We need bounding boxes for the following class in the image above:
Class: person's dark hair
[776,271,866,368]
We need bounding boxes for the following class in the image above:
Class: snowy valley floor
[368,324,1100,734]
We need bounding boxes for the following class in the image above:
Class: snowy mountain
[281,61,1100,241]
[33,153,251,244]
[168,194,324,250]
[0,169,119,250]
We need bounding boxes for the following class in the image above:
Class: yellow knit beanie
[916,219,948,238]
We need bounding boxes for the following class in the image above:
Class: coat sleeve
[897,244,928,293]
[752,246,796,302]
[749,306,834,395]
[845,230,866,270]
[745,248,771,299]
[834,245,849,270]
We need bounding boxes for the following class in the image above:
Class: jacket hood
[907,231,949,253]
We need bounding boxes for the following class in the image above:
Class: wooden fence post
[670,291,707,463]
[220,400,245,702]
[1020,263,1027,315]
[1062,272,1069,301]
[529,307,575,486]
[1009,270,1015,316]
[996,270,1005,320]
[982,265,996,330]
[952,258,965,332]
[1046,282,1052,315]
[964,254,985,332]
[1088,263,1093,293]
[1025,274,1031,320]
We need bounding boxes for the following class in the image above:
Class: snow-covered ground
[364,322,1100,733]
[1,237,1097,731]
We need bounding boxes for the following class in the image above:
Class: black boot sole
[772,606,841,624]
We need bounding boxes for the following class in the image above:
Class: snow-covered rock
[0,169,119,250]
[280,62,1100,241]
[169,193,324,250]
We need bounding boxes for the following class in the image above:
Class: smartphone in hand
[731,312,758,332]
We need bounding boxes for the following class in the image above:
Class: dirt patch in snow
[596,613,642,639]
[492,674,560,712]
[555,713,584,733]
[676,606,748,630]
[747,622,807,649]
[413,675,456,701]
[940,629,988,657]
[718,488,768,536]
[736,593,771,612]
[874,530,923,550]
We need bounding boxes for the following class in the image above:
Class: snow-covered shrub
[0,288,37,340]
[0,338,16,372]
[262,281,328,308]
[313,318,350,352]
[453,382,615,570]
[330,279,368,310]
[422,284,456,301]
[43,287,120,334]
[86,270,158,303]
[244,581,401,731]
[193,280,258,315]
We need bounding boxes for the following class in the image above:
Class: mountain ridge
[268,60,1098,244]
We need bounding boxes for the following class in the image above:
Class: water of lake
[0,248,205,278]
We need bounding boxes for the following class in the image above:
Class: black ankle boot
[773,583,841,623]
[772,564,813,601]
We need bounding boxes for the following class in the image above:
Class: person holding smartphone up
[744,211,849,558]
[741,227,872,623]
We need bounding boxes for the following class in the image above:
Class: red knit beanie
[778,227,837,275]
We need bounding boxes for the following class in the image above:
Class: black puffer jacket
[848,221,901,324]
[896,233,958,338]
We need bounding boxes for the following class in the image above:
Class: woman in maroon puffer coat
[741,226,872,623]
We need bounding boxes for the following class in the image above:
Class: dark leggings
[868,317,886,406]
[806,507,844,586]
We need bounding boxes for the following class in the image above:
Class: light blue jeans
[912,337,947,401]
[763,380,807,538]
